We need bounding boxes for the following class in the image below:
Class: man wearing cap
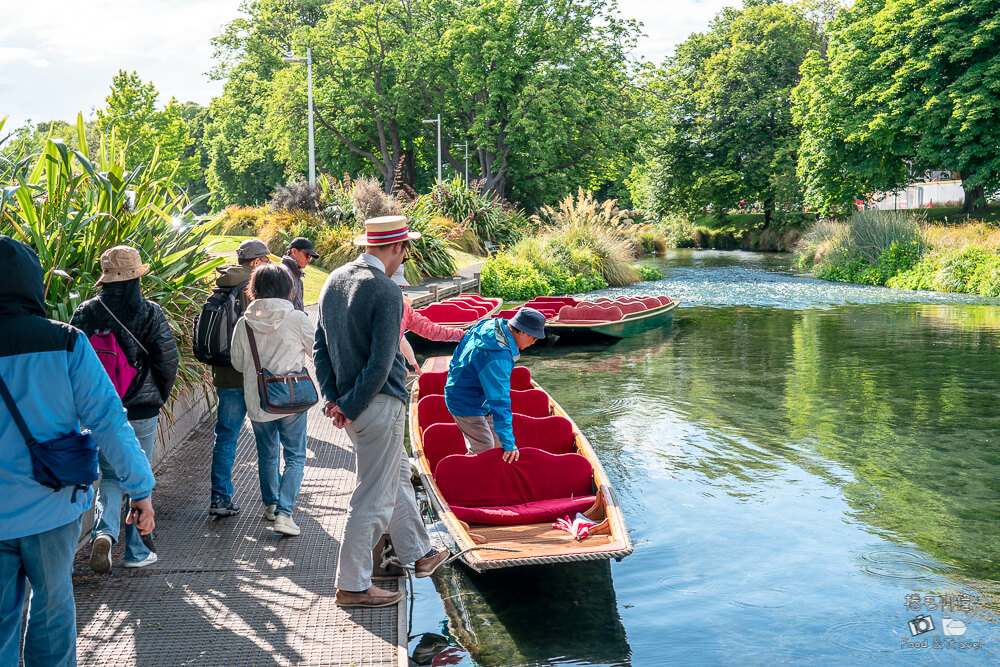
[314,215,449,608]
[281,237,319,311]
[206,239,270,517]
[444,308,547,462]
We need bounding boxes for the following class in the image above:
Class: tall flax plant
[848,210,925,264]
[0,113,223,392]
[531,189,638,286]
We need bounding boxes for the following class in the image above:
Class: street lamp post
[283,47,315,187]
[423,114,441,182]
[456,142,469,183]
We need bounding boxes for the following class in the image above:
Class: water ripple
[853,548,953,582]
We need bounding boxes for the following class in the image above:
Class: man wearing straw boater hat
[314,215,450,608]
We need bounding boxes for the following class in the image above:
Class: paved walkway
[71,399,405,666]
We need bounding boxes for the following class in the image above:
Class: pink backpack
[90,331,138,398]
[90,300,146,399]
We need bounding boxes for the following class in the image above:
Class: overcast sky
[0,0,734,131]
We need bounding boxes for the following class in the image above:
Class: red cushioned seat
[510,366,532,390]
[443,299,489,316]
[657,295,672,306]
[417,394,455,430]
[557,304,624,323]
[436,448,595,525]
[639,297,662,309]
[417,302,481,324]
[418,371,448,397]
[526,297,580,308]
[496,308,520,319]
[616,301,645,315]
[513,414,575,454]
[423,423,468,473]
[511,388,550,417]
[453,294,500,309]
[450,496,596,525]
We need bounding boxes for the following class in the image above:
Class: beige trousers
[452,413,501,454]
[335,394,432,592]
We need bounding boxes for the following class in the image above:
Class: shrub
[220,205,265,236]
[0,130,222,391]
[633,263,664,281]
[481,254,551,300]
[793,219,846,269]
[352,177,401,220]
[270,180,322,212]
[847,210,924,264]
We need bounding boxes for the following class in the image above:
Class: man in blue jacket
[445,308,547,463]
[0,236,156,667]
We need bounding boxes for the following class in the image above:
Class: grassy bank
[794,209,1000,296]
[660,213,809,252]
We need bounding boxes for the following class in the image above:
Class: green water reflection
[411,252,1000,665]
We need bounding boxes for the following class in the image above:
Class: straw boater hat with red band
[353,215,422,246]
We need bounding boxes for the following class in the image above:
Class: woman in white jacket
[230,265,314,536]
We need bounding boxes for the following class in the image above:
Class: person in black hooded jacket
[71,245,178,573]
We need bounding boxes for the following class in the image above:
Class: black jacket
[71,280,179,420]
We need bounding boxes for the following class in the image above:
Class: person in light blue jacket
[0,236,156,667]
[444,308,547,463]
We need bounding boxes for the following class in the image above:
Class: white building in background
[867,171,965,210]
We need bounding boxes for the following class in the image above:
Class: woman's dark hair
[249,264,292,301]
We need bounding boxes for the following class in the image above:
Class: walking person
[71,245,178,572]
[445,308,547,461]
[203,239,271,517]
[314,216,449,608]
[230,264,315,536]
[0,236,155,667]
[281,237,320,311]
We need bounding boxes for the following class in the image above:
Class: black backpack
[193,280,248,367]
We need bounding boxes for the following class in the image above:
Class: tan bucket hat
[97,245,150,284]
[353,215,422,246]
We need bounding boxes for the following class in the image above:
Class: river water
[408,249,1000,666]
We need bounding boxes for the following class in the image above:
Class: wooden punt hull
[546,300,678,340]
[409,356,633,572]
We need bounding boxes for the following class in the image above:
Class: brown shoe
[414,548,450,578]
[335,585,403,608]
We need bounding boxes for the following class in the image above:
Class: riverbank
[793,209,1000,297]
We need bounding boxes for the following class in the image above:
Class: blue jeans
[212,387,247,502]
[92,416,157,564]
[0,517,82,667]
[251,412,308,516]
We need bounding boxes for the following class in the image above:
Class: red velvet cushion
[436,447,593,508]
[526,297,580,308]
[417,394,455,430]
[451,495,596,526]
[453,294,500,309]
[418,371,448,396]
[617,301,645,315]
[657,295,672,306]
[417,302,481,324]
[423,423,468,473]
[510,366,532,390]
[443,299,489,316]
[513,414,575,454]
[557,304,624,323]
[639,297,662,309]
[496,309,519,319]
[510,389,550,417]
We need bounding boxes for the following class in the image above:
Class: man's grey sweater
[314,257,407,421]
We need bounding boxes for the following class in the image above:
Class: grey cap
[509,307,547,339]
[237,239,270,261]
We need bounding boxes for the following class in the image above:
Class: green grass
[917,205,1000,225]
[203,234,252,253]
[450,248,483,270]
[691,213,766,231]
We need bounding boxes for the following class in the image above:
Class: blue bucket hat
[508,307,547,339]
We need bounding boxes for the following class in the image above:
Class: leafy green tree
[95,71,197,182]
[793,0,1000,215]
[633,2,821,226]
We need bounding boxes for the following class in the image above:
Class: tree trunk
[762,197,774,228]
[962,184,985,214]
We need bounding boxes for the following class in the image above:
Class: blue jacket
[444,318,519,451]
[0,236,155,541]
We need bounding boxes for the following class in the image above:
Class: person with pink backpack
[71,246,178,572]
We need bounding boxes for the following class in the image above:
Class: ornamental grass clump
[848,210,924,265]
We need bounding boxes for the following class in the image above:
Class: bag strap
[0,370,38,446]
[245,326,264,376]
[98,298,149,356]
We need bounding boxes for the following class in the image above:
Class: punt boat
[503,295,679,341]
[408,356,632,571]
[408,294,502,342]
